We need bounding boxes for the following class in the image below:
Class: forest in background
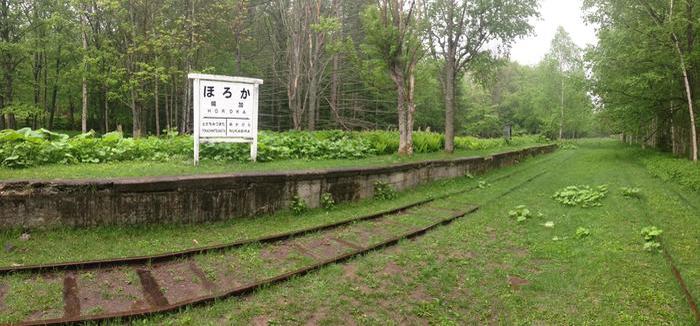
[2,0,698,160]
[0,1,593,143]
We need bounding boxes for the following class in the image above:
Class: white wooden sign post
[188,73,263,165]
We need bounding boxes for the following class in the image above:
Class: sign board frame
[188,73,263,165]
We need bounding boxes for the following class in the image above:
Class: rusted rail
[0,198,434,275]
[13,207,477,326]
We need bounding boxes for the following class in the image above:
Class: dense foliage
[0,128,547,168]
[585,0,700,160]
[0,0,590,155]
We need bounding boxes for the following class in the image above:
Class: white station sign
[188,73,263,165]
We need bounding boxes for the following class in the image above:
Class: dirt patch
[343,264,359,280]
[488,262,511,273]
[487,298,505,326]
[530,258,550,266]
[507,275,529,290]
[381,261,403,276]
[409,285,431,302]
[508,247,529,258]
[76,267,147,316]
[250,315,270,326]
[151,260,211,305]
[305,307,329,325]
[260,243,294,260]
[293,235,353,260]
[484,227,498,241]
[446,250,477,261]
[197,257,246,293]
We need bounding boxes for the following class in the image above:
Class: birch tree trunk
[670,0,698,161]
[672,40,698,161]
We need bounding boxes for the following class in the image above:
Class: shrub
[508,205,531,222]
[320,192,335,210]
[575,227,591,239]
[641,226,663,252]
[290,196,308,215]
[552,185,608,207]
[373,180,397,200]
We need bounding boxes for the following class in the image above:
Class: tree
[363,0,425,155]
[585,0,699,160]
[547,27,580,140]
[426,0,538,152]
[639,0,697,161]
[0,0,30,129]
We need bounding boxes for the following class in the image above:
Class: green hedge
[0,128,547,168]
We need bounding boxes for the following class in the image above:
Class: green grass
[2,139,699,324]
[0,144,543,181]
[133,139,695,324]
[0,274,63,324]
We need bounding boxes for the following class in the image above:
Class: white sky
[509,0,598,66]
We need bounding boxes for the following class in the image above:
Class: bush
[290,196,308,215]
[373,180,397,200]
[552,185,608,208]
[320,192,335,210]
[641,226,663,252]
[0,128,549,169]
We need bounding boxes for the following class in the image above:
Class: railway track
[0,151,565,325]
[3,203,478,325]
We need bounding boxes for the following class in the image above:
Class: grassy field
[1,139,698,324]
[0,144,541,181]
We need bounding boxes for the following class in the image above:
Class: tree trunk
[154,72,160,136]
[405,65,416,155]
[68,97,75,129]
[392,66,412,155]
[669,0,697,161]
[442,58,456,153]
[2,70,15,129]
[559,74,564,140]
[182,74,189,133]
[307,77,318,130]
[673,41,698,161]
[103,85,109,132]
[81,18,88,133]
[164,83,170,131]
[131,87,142,137]
[48,52,60,129]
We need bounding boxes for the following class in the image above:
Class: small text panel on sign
[199,80,254,139]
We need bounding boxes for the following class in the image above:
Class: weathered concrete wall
[0,144,556,229]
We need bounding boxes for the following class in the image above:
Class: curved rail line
[0,198,434,275]
[0,150,565,275]
[15,207,478,326]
